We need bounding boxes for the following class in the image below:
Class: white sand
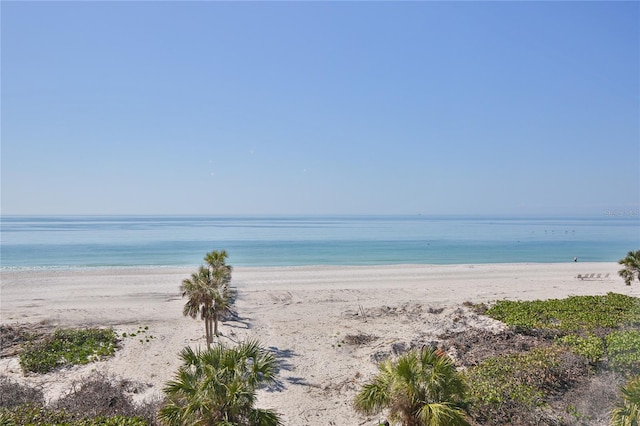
[1,262,637,425]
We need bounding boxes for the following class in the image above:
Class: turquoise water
[1,215,638,269]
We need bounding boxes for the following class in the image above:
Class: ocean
[0,215,638,269]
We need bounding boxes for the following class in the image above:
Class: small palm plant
[355,347,470,426]
[159,340,281,426]
[619,250,640,286]
[612,376,640,426]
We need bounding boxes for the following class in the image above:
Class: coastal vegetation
[465,292,640,424]
[464,346,585,424]
[180,250,234,347]
[354,347,470,426]
[606,330,640,374]
[0,407,147,426]
[611,376,640,426]
[483,292,640,333]
[0,373,159,425]
[159,340,281,426]
[619,250,640,286]
[163,252,282,425]
[19,328,118,374]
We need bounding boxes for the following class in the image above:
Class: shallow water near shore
[1,215,638,269]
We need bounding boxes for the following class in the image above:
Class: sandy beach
[1,262,637,425]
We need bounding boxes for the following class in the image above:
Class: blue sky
[2,1,638,216]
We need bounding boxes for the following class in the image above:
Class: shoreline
[0,260,622,275]
[0,259,626,271]
[1,262,632,326]
[2,262,638,425]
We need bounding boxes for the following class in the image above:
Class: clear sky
[2,1,638,216]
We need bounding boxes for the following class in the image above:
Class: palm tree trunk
[213,314,219,337]
[209,316,218,342]
[205,317,211,348]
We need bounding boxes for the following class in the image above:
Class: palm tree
[208,268,234,338]
[159,340,282,426]
[180,266,217,347]
[204,250,235,338]
[181,251,235,346]
[612,376,640,426]
[204,250,232,290]
[355,347,470,426]
[619,250,640,286]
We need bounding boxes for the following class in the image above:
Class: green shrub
[466,347,556,406]
[465,346,582,424]
[607,330,640,375]
[19,328,118,374]
[486,293,640,333]
[0,404,71,425]
[0,404,148,425]
[75,416,148,425]
[557,334,605,364]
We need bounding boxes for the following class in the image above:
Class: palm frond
[249,408,283,426]
[179,346,200,366]
[354,381,390,415]
[612,376,640,426]
[161,340,281,426]
[355,347,470,426]
[417,402,471,426]
[618,250,640,285]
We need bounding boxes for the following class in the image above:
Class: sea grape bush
[466,346,563,406]
[485,293,640,333]
[464,346,578,424]
[557,334,605,364]
[468,293,640,423]
[606,330,640,374]
[19,328,118,374]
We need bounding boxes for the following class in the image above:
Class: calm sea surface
[1,215,638,269]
